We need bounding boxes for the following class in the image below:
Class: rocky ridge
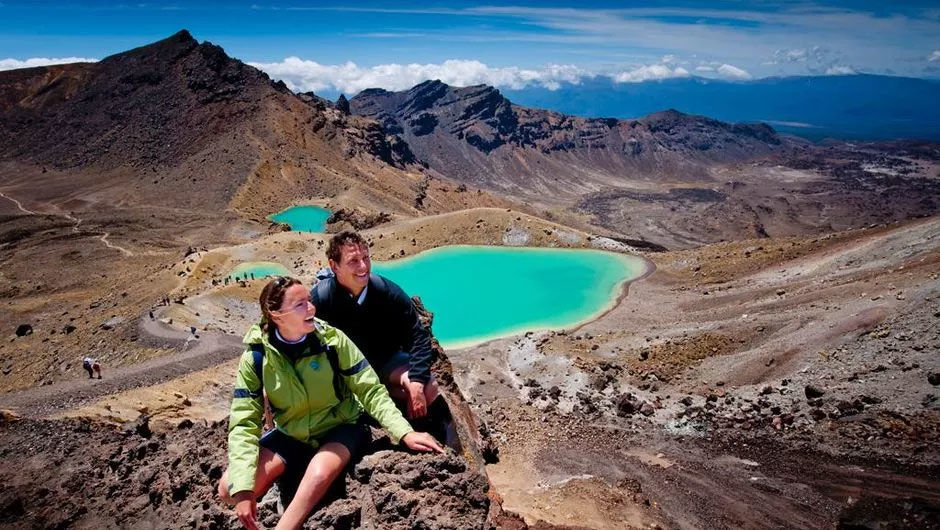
[351,80,785,197]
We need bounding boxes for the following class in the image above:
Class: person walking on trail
[217,276,443,530]
[82,356,102,379]
[312,231,449,434]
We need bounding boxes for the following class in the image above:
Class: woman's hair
[259,276,301,331]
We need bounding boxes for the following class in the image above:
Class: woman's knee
[304,443,350,488]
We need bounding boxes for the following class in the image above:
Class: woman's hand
[402,431,445,453]
[233,491,258,530]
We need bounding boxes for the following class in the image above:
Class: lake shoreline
[441,251,655,351]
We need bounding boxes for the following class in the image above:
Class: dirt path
[99,231,134,256]
[0,191,38,215]
[0,308,243,418]
[0,188,137,256]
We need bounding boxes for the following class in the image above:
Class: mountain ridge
[0,30,497,219]
[350,79,787,200]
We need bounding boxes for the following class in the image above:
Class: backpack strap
[249,342,265,394]
[370,273,386,291]
[313,276,334,314]
[306,334,347,400]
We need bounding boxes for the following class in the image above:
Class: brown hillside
[0,31,508,218]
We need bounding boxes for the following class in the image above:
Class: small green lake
[269,205,332,232]
[372,246,647,348]
[226,261,290,282]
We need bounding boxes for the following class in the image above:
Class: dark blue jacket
[311,274,433,384]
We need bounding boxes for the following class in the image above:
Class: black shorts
[260,420,370,471]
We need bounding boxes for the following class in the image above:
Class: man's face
[330,243,371,293]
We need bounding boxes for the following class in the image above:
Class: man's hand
[233,491,258,530]
[402,431,445,453]
[406,381,428,419]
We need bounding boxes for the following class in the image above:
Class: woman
[217,277,443,530]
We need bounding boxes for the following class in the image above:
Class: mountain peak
[101,29,199,64]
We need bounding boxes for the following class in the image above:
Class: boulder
[804,385,826,399]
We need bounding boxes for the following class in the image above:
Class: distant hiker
[190,326,197,336]
[312,231,448,435]
[250,273,255,280]
[218,276,442,530]
[82,356,102,379]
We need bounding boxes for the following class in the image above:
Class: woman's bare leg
[217,448,286,505]
[274,442,351,530]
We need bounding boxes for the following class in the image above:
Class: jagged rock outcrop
[336,94,350,115]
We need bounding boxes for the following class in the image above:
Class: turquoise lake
[226,261,290,282]
[269,205,331,232]
[372,246,647,348]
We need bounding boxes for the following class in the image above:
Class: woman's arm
[227,349,265,497]
[333,331,413,444]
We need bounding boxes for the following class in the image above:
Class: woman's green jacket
[226,320,413,495]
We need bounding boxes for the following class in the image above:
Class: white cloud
[929,50,940,62]
[825,65,856,75]
[0,57,97,71]
[248,57,585,93]
[716,63,752,80]
[695,65,715,72]
[613,64,690,83]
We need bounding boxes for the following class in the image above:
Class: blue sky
[2,1,939,93]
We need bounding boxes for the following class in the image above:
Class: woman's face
[271,284,316,338]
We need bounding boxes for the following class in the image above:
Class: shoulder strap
[370,273,387,291]
[307,334,346,399]
[314,277,334,312]
[249,343,265,390]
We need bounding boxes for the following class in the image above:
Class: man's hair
[327,230,368,264]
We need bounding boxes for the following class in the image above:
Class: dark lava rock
[805,385,826,399]
[809,409,828,421]
[547,386,562,400]
[836,495,939,530]
[123,415,152,439]
[15,324,32,337]
[616,393,639,416]
[336,94,350,115]
[679,396,694,407]
[928,373,940,386]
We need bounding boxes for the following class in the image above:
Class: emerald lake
[372,246,647,348]
[269,205,331,232]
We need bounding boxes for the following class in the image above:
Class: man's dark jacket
[311,274,433,384]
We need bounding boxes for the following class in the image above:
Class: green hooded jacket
[227,320,413,495]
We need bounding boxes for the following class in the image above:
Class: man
[312,231,443,423]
